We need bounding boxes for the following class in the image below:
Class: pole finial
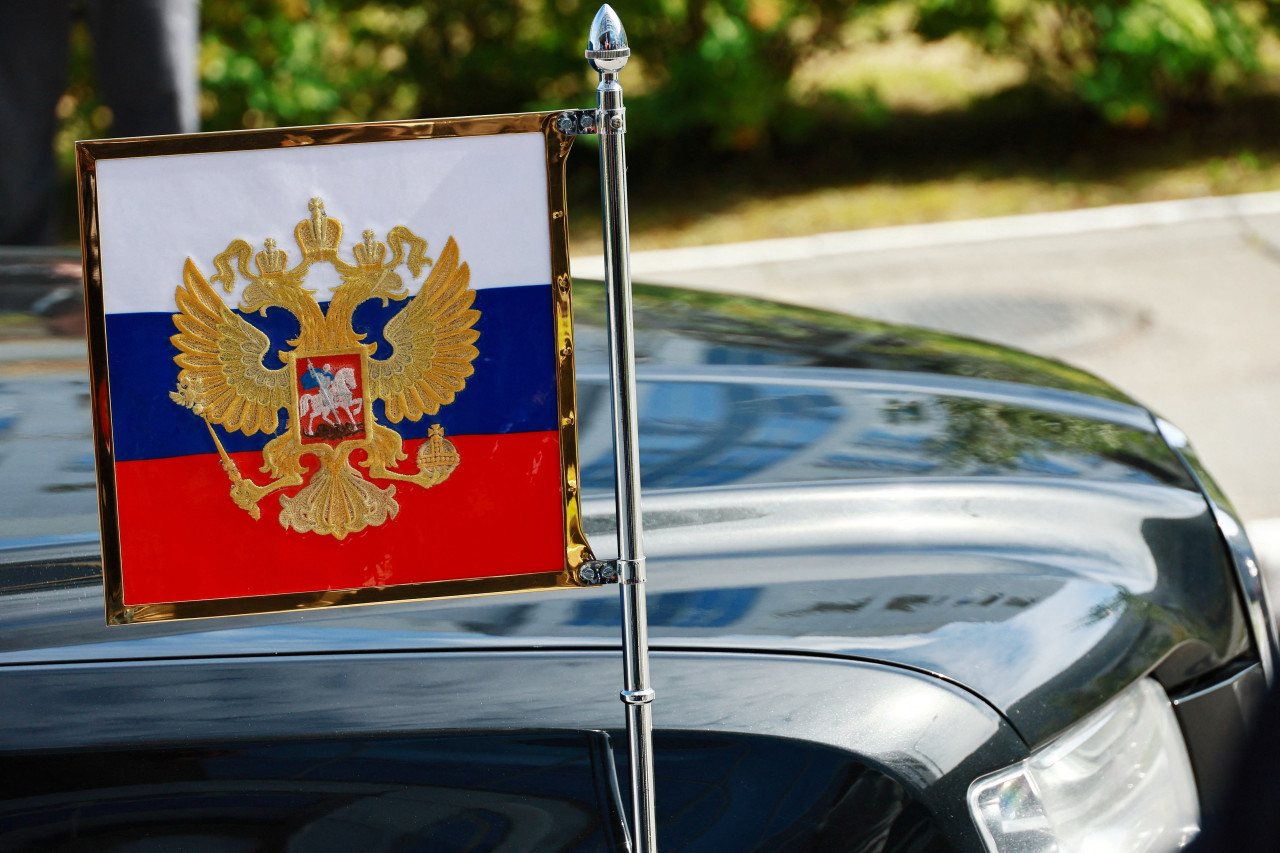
[586,4,630,73]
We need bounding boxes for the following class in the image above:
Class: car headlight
[968,678,1199,852]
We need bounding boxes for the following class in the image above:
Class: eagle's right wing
[171,259,291,435]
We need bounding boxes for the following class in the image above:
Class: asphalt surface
[574,192,1280,571]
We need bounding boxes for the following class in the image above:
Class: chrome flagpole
[561,5,658,851]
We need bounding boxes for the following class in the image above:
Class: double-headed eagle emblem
[169,199,479,539]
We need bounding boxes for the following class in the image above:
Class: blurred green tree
[195,0,849,149]
[913,0,1263,125]
[53,0,1275,179]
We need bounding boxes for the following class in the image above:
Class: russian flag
[92,132,573,608]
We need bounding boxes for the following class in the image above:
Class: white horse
[298,367,363,435]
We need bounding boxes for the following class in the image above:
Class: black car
[0,247,1272,852]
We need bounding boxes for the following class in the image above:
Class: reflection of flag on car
[91,131,575,611]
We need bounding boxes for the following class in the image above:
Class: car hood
[0,266,1250,746]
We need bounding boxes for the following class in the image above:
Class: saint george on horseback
[298,358,363,438]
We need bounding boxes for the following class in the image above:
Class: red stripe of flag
[115,431,566,605]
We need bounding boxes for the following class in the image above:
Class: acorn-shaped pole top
[586,4,630,74]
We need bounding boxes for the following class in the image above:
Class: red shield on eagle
[293,351,368,445]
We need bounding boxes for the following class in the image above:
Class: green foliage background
[51,0,1280,248]
[59,0,851,163]
[913,0,1268,125]
[58,0,1275,162]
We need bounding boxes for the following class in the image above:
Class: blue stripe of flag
[106,284,558,462]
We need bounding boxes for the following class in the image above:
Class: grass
[606,151,1280,252]
[566,102,1280,254]
[567,11,1280,253]
[790,6,1028,116]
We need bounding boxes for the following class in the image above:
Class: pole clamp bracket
[578,559,619,585]
[557,108,597,135]
[620,688,655,705]
[577,557,645,586]
[557,107,626,136]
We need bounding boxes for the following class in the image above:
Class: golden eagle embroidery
[168,198,480,539]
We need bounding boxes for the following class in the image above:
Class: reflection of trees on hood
[919,398,1185,484]
[925,399,1123,468]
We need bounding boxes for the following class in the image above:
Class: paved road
[574,193,1280,567]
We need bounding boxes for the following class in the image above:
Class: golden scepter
[170,375,261,519]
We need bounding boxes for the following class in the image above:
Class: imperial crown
[254,238,287,276]
[354,229,388,267]
[295,197,342,259]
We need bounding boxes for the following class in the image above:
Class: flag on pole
[80,118,590,622]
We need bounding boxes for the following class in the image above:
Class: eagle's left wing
[369,237,480,421]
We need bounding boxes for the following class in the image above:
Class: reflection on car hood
[575,364,1182,495]
[614,281,1134,403]
[0,264,1249,746]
